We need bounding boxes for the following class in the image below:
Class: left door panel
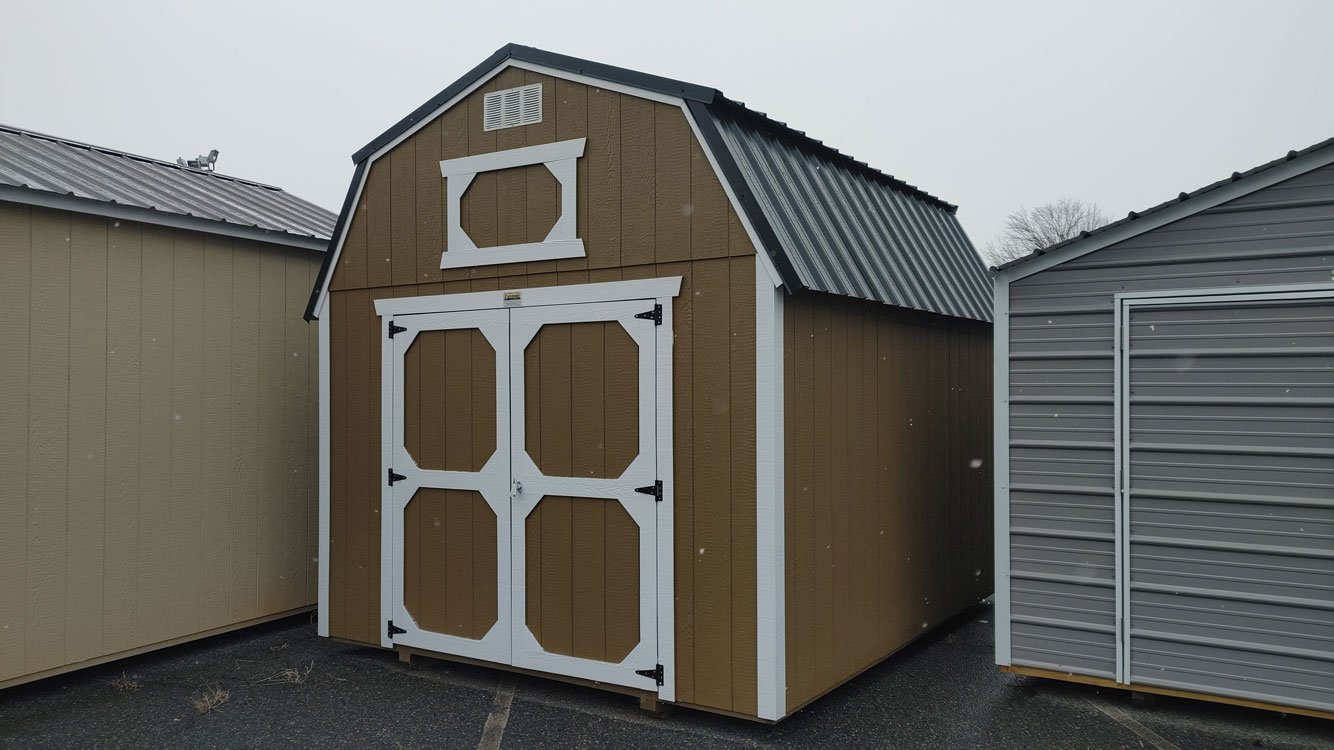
[387,309,510,663]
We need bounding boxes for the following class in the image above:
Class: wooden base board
[394,645,774,723]
[1000,665,1334,722]
[0,606,315,691]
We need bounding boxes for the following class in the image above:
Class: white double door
[383,299,663,691]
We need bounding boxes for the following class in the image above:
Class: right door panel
[508,300,661,691]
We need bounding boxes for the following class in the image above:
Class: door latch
[511,479,523,499]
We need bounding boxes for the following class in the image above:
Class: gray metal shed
[992,139,1334,719]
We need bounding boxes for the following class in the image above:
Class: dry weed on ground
[191,685,230,714]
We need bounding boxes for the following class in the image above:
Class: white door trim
[374,277,681,317]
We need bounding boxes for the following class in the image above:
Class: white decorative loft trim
[440,138,586,269]
[438,138,585,177]
[374,276,682,316]
[439,239,584,269]
[754,255,786,720]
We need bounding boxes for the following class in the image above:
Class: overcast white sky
[3,0,1332,250]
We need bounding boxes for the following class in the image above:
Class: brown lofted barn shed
[306,44,993,721]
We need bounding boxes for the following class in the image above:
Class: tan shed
[0,125,335,689]
[306,45,994,721]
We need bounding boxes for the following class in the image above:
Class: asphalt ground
[0,605,1328,749]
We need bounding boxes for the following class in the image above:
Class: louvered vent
[483,83,543,131]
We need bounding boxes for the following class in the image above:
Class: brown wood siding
[783,291,993,712]
[0,202,321,687]
[324,75,757,713]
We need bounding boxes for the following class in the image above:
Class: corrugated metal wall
[1124,296,1333,710]
[1003,163,1334,702]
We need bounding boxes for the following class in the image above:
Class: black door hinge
[388,468,406,485]
[634,304,662,325]
[388,321,407,338]
[388,620,406,639]
[635,664,664,686]
[634,480,663,502]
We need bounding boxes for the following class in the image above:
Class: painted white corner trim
[755,255,786,720]
[679,106,783,290]
[995,143,1334,284]
[440,138,586,269]
[374,276,681,316]
[317,309,331,638]
[992,275,1011,666]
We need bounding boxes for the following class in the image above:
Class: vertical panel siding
[0,203,321,688]
[324,78,758,714]
[1004,164,1334,686]
[0,203,30,679]
[784,292,993,711]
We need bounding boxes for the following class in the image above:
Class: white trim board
[995,144,1334,285]
[754,254,786,719]
[992,275,1011,667]
[374,277,681,316]
[317,308,331,638]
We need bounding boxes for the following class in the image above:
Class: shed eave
[0,184,331,253]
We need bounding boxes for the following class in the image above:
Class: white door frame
[384,309,512,662]
[374,277,680,700]
[509,299,661,690]
[1111,282,1334,684]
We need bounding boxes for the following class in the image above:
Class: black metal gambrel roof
[306,44,991,322]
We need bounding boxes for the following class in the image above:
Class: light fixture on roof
[176,149,219,171]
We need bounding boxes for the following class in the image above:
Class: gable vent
[483,83,543,131]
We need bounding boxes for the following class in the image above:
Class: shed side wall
[0,202,321,687]
[324,70,760,715]
[783,291,993,711]
[1003,164,1334,679]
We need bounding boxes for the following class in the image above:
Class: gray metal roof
[0,124,336,248]
[995,135,1334,273]
[700,101,992,322]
